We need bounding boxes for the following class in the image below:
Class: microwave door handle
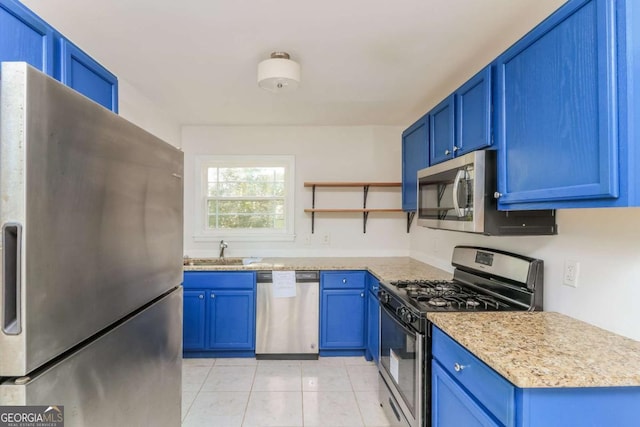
[452,169,466,217]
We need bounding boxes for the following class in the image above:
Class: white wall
[410,208,640,341]
[118,78,181,148]
[181,125,408,257]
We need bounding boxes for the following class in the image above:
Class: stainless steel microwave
[417,150,557,235]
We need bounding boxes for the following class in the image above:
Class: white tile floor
[182,357,392,427]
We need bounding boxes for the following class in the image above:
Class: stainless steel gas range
[377,246,544,427]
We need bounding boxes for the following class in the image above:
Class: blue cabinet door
[59,39,118,112]
[456,66,492,156]
[495,0,618,208]
[183,290,206,351]
[0,0,118,112]
[320,289,366,349]
[402,115,429,211]
[366,277,380,363]
[0,0,54,75]
[430,95,456,165]
[432,360,501,427]
[207,290,255,350]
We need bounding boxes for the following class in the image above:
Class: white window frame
[193,155,295,242]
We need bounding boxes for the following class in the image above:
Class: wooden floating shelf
[304,208,403,213]
[304,181,411,234]
[304,182,401,187]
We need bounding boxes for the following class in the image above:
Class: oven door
[379,304,423,427]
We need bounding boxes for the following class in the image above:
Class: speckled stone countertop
[184,256,452,282]
[428,311,640,388]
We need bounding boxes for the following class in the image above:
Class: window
[194,155,295,241]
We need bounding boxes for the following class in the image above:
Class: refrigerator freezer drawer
[0,287,182,427]
[0,62,184,377]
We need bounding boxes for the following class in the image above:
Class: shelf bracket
[362,185,371,233]
[363,211,369,234]
[311,185,316,234]
[407,211,416,233]
[363,185,370,209]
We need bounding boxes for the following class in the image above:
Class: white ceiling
[21,0,565,126]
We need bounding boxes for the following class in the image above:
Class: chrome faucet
[219,240,228,259]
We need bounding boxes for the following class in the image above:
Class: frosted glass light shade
[257,55,301,92]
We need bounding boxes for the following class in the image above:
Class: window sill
[193,233,296,243]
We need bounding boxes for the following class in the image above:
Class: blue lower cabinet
[207,290,255,350]
[432,326,640,427]
[320,271,366,354]
[183,271,256,357]
[183,290,206,351]
[432,361,500,427]
[365,273,380,363]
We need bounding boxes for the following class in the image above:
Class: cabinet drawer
[183,271,255,290]
[432,327,515,426]
[321,271,366,289]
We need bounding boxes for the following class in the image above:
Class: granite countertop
[428,311,640,388]
[184,256,452,282]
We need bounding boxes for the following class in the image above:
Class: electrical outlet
[321,232,331,245]
[563,260,580,288]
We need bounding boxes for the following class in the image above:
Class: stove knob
[397,307,407,317]
[403,311,415,323]
[378,291,390,304]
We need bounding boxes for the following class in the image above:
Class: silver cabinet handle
[453,146,459,152]
[210,293,215,299]
[198,294,204,299]
[360,292,364,297]
[454,363,466,372]
[445,149,451,155]
[342,278,347,284]
[494,192,502,199]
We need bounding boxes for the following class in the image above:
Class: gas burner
[434,283,457,292]
[404,285,421,292]
[466,299,480,308]
[390,280,414,289]
[476,295,502,309]
[427,298,448,307]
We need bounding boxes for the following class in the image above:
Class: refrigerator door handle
[2,223,22,335]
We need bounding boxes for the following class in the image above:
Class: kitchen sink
[183,257,245,266]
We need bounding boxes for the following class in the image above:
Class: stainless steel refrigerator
[0,62,184,426]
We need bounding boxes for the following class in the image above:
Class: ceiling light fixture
[257,52,300,93]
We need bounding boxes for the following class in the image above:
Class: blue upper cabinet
[401,115,429,211]
[59,39,118,112]
[0,0,54,75]
[429,95,456,165]
[0,0,118,113]
[494,0,636,210]
[455,66,493,157]
[430,67,493,166]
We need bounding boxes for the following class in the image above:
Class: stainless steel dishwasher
[255,271,319,359]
